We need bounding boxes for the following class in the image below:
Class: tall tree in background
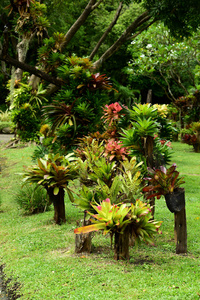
[125,23,200,102]
[0,0,200,90]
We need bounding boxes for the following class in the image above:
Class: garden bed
[0,142,199,299]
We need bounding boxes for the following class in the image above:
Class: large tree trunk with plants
[144,135,155,217]
[165,188,187,254]
[47,187,66,225]
[15,37,31,81]
[114,226,130,260]
[174,207,187,254]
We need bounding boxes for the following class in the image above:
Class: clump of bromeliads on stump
[72,132,162,260]
[74,198,162,260]
[73,103,186,259]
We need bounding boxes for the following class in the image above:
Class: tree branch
[0,53,63,86]
[159,67,176,101]
[89,2,123,60]
[127,19,156,41]
[92,0,103,10]
[60,0,101,51]
[170,69,189,95]
[185,59,197,89]
[92,11,153,69]
[145,73,174,102]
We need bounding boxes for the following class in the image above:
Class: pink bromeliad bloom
[160,139,172,148]
[104,139,129,161]
[102,102,123,126]
[104,198,110,203]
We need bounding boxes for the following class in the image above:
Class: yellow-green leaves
[74,198,162,246]
[22,153,78,192]
[74,198,131,236]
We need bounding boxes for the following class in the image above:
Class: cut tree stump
[174,207,187,254]
[75,232,92,253]
[75,218,92,253]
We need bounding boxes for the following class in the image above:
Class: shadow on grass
[0,265,21,300]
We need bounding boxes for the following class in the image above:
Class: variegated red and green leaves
[74,198,162,247]
[22,153,78,195]
[143,164,185,199]
[74,198,131,236]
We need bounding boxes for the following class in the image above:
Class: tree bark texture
[114,226,130,260]
[0,53,64,86]
[144,135,155,217]
[89,2,123,60]
[146,89,152,103]
[174,207,187,254]
[61,0,102,51]
[47,187,66,225]
[75,218,92,253]
[15,37,30,81]
[93,11,152,69]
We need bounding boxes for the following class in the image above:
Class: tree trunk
[174,207,187,254]
[15,37,30,81]
[47,187,66,225]
[75,213,92,253]
[93,11,153,69]
[194,133,200,153]
[146,89,152,103]
[0,53,63,86]
[60,0,103,51]
[145,136,154,168]
[144,135,155,217]
[114,226,130,260]
[89,2,123,60]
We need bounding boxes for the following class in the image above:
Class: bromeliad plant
[74,198,162,260]
[74,198,131,236]
[74,142,143,207]
[42,100,76,135]
[143,163,185,199]
[102,102,124,126]
[101,102,128,138]
[104,139,130,162]
[120,103,174,168]
[22,153,78,224]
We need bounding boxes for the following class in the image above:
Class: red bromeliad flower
[160,139,172,147]
[102,102,124,126]
[87,73,113,90]
[154,135,172,148]
[104,139,130,161]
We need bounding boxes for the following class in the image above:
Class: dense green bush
[31,145,49,162]
[15,184,51,214]
[11,105,40,141]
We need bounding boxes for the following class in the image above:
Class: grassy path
[0,142,200,299]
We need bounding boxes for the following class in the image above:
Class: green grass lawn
[0,142,200,300]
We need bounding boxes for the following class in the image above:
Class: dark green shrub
[11,105,40,141]
[15,184,51,214]
[31,145,49,162]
